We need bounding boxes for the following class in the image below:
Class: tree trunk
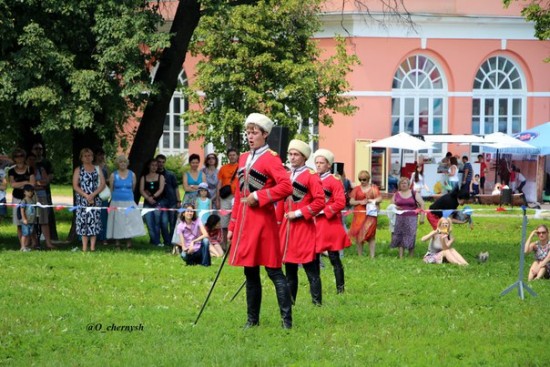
[128,0,201,200]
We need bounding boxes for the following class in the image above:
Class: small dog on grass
[477,251,489,263]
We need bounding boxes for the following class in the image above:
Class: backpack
[16,204,23,221]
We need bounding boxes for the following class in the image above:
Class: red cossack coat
[315,173,351,253]
[228,148,292,268]
[276,167,325,264]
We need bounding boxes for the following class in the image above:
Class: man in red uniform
[227,113,294,329]
[313,149,351,294]
[476,154,488,194]
[277,139,325,306]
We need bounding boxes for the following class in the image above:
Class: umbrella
[424,134,485,144]
[514,122,550,155]
[368,132,433,151]
[476,132,539,153]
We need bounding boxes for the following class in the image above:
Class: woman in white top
[410,164,429,196]
[447,156,460,191]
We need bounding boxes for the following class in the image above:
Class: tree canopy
[504,0,550,61]
[183,0,360,151]
[0,0,170,164]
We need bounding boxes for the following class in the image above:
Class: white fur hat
[313,148,334,166]
[245,113,274,135]
[287,139,311,159]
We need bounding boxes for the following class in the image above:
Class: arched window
[159,70,189,154]
[472,56,525,136]
[391,55,447,153]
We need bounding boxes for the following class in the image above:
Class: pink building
[159,0,549,197]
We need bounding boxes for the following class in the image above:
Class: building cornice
[317,12,538,40]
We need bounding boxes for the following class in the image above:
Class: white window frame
[391,55,448,158]
[472,56,526,135]
[158,70,188,155]
[471,56,526,153]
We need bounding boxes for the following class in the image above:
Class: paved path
[50,195,74,205]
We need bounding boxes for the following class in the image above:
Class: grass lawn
[49,184,74,198]
[0,200,549,366]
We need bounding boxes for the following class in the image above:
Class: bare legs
[82,235,97,252]
[368,239,376,258]
[528,262,547,281]
[357,239,376,258]
[114,239,133,250]
[41,224,55,248]
[209,244,224,257]
[356,242,363,256]
[398,247,415,259]
[442,249,468,265]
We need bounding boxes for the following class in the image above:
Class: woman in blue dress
[183,153,206,206]
[106,155,146,249]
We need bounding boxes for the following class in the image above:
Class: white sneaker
[21,247,32,252]
[156,243,165,247]
[71,247,80,252]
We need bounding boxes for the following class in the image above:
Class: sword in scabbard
[193,244,231,326]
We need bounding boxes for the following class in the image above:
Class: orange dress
[349,185,380,243]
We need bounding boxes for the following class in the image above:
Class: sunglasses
[536,231,548,235]
[14,154,25,158]
[359,178,369,182]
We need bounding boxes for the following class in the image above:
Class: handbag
[219,168,238,199]
[95,166,111,201]
[366,202,378,217]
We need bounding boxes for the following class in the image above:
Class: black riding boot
[335,266,345,294]
[284,263,299,305]
[303,258,322,306]
[244,267,261,328]
[267,267,293,329]
[329,251,345,294]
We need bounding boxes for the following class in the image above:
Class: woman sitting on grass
[177,204,210,266]
[204,214,224,258]
[524,225,550,281]
[421,217,469,265]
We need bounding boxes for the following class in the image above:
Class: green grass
[50,184,74,198]
[0,203,549,366]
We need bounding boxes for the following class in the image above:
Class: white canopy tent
[368,132,434,151]
[367,132,541,197]
[477,132,539,153]
[423,134,486,144]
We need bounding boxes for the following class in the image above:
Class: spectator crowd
[2,112,548,331]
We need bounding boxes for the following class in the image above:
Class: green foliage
[504,0,550,62]
[183,0,359,151]
[0,200,549,365]
[163,154,187,185]
[0,0,170,151]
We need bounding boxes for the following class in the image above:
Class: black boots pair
[244,267,292,329]
[286,261,322,306]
